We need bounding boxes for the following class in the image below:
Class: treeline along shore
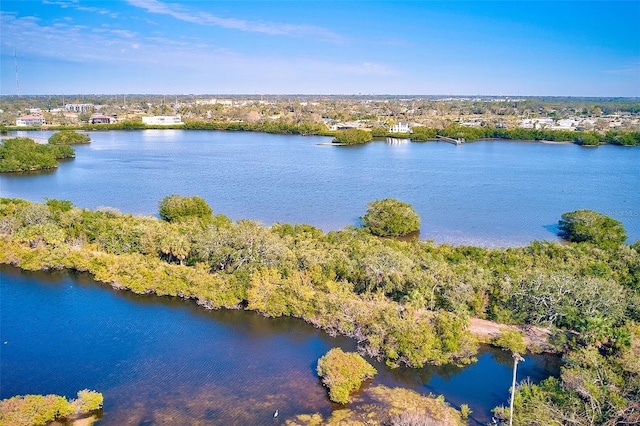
[1,196,639,424]
[3,121,640,146]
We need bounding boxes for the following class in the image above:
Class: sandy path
[469,318,554,352]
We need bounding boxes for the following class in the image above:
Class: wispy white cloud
[606,61,640,76]
[125,0,343,42]
[1,10,395,93]
[110,29,137,38]
[43,0,119,18]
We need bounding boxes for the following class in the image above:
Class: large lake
[2,130,639,246]
[1,265,559,425]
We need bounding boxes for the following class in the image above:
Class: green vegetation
[493,324,640,425]
[0,198,639,423]
[332,128,373,145]
[410,126,437,141]
[0,137,75,172]
[74,389,104,413]
[0,390,103,426]
[408,124,640,146]
[48,130,91,145]
[361,198,421,237]
[492,329,527,354]
[288,385,465,425]
[316,348,377,404]
[5,118,638,147]
[559,209,627,248]
[158,194,213,223]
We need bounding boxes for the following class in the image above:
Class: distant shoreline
[3,125,638,147]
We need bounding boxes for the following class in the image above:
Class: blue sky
[1,1,639,96]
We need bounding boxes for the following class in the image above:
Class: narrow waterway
[1,265,560,425]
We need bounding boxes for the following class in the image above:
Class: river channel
[1,265,560,425]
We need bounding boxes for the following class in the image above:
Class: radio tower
[14,50,21,97]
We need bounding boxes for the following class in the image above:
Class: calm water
[2,130,639,246]
[0,265,559,425]
[0,130,630,423]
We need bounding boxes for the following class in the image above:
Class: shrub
[558,209,627,248]
[317,348,377,404]
[73,389,104,413]
[48,130,91,145]
[0,137,74,172]
[361,198,421,237]
[0,394,74,426]
[158,194,213,222]
[492,328,527,354]
[332,129,372,145]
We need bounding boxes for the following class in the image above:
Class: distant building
[328,121,360,131]
[16,115,45,126]
[65,103,94,113]
[90,115,115,124]
[389,122,412,133]
[142,115,184,125]
[518,118,554,129]
[195,98,233,106]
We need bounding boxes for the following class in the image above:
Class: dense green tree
[509,274,626,329]
[0,137,74,172]
[410,126,437,141]
[492,329,527,354]
[0,389,103,426]
[558,209,627,248]
[73,389,104,413]
[361,198,421,237]
[158,194,213,222]
[574,132,600,146]
[509,328,640,426]
[0,389,104,426]
[0,394,73,426]
[48,130,91,145]
[316,348,377,404]
[332,129,373,145]
[44,198,74,213]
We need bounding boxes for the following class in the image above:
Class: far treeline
[0,196,639,425]
[4,121,639,146]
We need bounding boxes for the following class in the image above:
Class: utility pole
[14,50,20,97]
[509,352,524,426]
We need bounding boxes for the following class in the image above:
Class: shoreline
[3,125,637,148]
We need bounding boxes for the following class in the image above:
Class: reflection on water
[0,265,560,425]
[385,137,410,145]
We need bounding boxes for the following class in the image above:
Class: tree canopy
[0,137,75,172]
[317,348,377,404]
[0,390,103,426]
[158,194,213,222]
[332,129,373,145]
[558,209,627,248]
[48,130,91,145]
[361,198,421,237]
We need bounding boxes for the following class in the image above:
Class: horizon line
[1,94,639,99]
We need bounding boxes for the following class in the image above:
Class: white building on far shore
[65,103,94,112]
[16,115,45,126]
[142,115,184,125]
[389,122,412,133]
